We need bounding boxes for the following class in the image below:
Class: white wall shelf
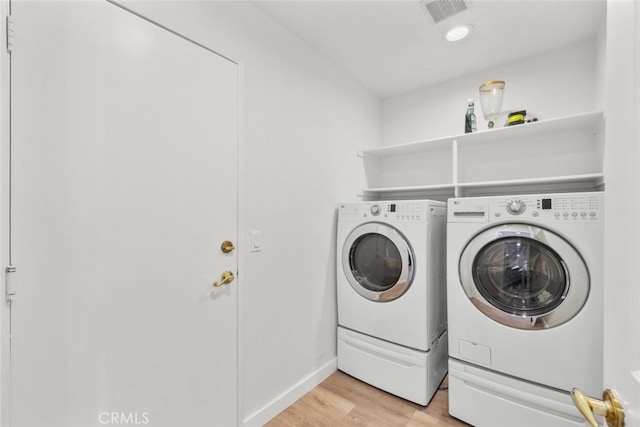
[360,111,605,200]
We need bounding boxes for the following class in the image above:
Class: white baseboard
[242,358,337,427]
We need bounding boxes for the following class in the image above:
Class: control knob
[506,199,526,215]
[370,204,381,216]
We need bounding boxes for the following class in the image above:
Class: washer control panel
[490,193,604,223]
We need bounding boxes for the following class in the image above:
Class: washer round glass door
[342,222,414,302]
[459,223,589,329]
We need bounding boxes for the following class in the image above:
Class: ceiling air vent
[420,0,471,24]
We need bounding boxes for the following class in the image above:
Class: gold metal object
[479,80,506,90]
[213,270,235,287]
[571,388,625,427]
[221,240,235,253]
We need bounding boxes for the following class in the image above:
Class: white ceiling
[252,0,606,98]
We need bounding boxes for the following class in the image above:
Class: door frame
[0,1,246,425]
[1,0,12,425]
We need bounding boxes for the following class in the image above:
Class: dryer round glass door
[342,222,414,302]
[459,223,589,329]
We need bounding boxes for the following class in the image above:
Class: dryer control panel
[490,192,604,223]
[339,200,444,223]
[368,202,428,222]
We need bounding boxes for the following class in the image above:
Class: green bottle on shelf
[465,99,477,133]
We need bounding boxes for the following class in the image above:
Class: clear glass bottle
[478,80,505,128]
[465,99,477,133]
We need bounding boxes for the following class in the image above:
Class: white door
[582,0,640,426]
[9,2,238,426]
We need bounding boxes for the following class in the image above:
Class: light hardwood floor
[266,371,471,426]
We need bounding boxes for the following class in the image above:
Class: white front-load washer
[447,192,604,427]
[336,200,448,405]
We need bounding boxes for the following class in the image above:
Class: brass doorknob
[571,388,625,427]
[221,240,235,253]
[213,271,235,288]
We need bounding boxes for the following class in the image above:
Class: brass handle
[221,240,235,254]
[213,270,234,288]
[571,388,625,427]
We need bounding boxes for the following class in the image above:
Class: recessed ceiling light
[445,24,473,42]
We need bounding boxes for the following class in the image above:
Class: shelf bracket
[452,139,460,198]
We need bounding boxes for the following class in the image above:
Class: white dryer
[336,200,448,405]
[447,192,604,427]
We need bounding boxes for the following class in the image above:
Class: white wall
[381,38,598,145]
[114,1,380,425]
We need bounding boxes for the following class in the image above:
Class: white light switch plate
[250,231,262,252]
